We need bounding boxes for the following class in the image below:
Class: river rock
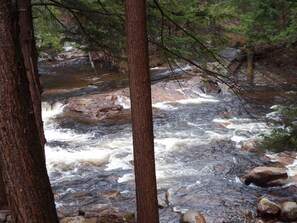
[97,212,135,223]
[84,217,97,223]
[257,198,280,218]
[270,152,296,167]
[280,201,297,221]
[98,190,121,200]
[65,94,123,120]
[242,166,288,187]
[61,216,86,223]
[241,140,258,153]
[181,211,206,223]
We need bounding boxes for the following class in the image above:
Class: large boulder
[242,167,288,187]
[257,198,280,218]
[280,201,297,221]
[65,94,123,120]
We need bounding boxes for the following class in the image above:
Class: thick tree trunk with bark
[0,168,7,207]
[18,0,46,149]
[124,1,159,223]
[0,1,59,222]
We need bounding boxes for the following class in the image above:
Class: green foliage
[32,0,297,66]
[32,0,125,63]
[210,0,297,47]
[260,106,297,153]
[33,1,64,55]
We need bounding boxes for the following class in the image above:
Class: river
[40,58,297,222]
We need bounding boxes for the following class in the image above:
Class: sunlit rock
[181,210,206,223]
[241,140,258,153]
[242,167,288,187]
[258,198,280,218]
[280,201,297,221]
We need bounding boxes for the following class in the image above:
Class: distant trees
[0,0,59,222]
[210,0,297,84]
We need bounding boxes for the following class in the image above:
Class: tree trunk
[246,46,254,86]
[0,1,59,222]
[124,1,159,223]
[0,168,8,207]
[18,0,46,149]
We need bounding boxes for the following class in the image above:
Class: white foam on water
[115,95,131,109]
[105,152,133,171]
[118,173,134,183]
[42,101,65,123]
[46,146,111,175]
[153,102,178,111]
[176,97,219,105]
[287,160,297,176]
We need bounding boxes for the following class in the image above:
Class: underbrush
[260,105,297,153]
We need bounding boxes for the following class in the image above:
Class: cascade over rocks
[242,166,288,187]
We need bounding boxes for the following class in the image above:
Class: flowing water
[40,58,297,222]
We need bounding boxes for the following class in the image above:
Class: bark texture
[124,1,159,223]
[0,167,8,207]
[0,1,59,222]
[18,0,46,149]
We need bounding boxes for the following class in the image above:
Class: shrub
[259,106,297,153]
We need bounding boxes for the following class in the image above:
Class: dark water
[40,58,297,222]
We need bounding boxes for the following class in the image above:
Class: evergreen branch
[38,0,70,32]
[69,10,113,58]
[152,0,231,74]
[158,9,189,97]
[31,0,123,16]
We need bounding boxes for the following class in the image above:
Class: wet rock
[241,140,258,153]
[98,190,121,200]
[97,213,135,223]
[257,198,280,218]
[280,201,297,221]
[242,167,288,187]
[65,94,123,120]
[158,189,170,208]
[181,211,206,223]
[79,203,118,218]
[84,217,97,223]
[60,216,86,223]
[270,152,296,168]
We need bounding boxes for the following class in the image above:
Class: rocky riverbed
[2,44,297,222]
